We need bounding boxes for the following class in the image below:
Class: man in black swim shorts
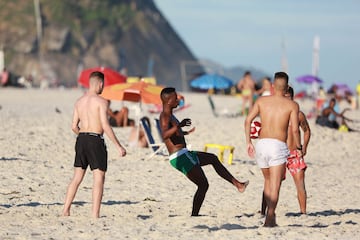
[62,71,126,218]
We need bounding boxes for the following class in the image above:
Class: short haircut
[274,72,289,83]
[89,71,104,85]
[160,87,176,101]
[273,72,289,91]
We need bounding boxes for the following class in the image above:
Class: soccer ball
[250,121,261,139]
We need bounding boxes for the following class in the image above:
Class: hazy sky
[154,0,360,90]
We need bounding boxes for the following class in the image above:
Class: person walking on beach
[237,71,256,116]
[62,71,126,218]
[260,86,311,216]
[284,86,311,214]
[244,72,302,227]
[159,87,249,216]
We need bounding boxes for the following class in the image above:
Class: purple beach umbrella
[296,75,323,84]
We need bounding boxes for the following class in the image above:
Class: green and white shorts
[169,148,199,175]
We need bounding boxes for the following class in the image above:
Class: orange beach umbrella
[100,81,165,105]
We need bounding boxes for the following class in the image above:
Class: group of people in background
[237,71,359,132]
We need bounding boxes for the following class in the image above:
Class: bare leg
[241,97,248,116]
[292,170,307,214]
[92,169,105,218]
[262,164,285,227]
[197,152,249,192]
[62,167,86,216]
[186,165,209,216]
[261,191,267,216]
[114,107,129,127]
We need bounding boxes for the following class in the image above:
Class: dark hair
[244,71,251,76]
[90,71,104,81]
[274,72,289,83]
[287,86,294,98]
[160,87,176,101]
[264,76,271,82]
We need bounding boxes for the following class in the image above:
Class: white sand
[0,88,359,239]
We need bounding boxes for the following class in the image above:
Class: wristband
[296,145,302,151]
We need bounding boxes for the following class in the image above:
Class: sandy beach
[0,88,359,239]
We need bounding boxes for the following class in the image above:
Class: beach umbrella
[296,75,323,84]
[190,73,234,90]
[100,81,164,105]
[78,67,126,88]
[328,83,353,96]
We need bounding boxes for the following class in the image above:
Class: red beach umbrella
[78,67,126,88]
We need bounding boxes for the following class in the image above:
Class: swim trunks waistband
[79,132,103,138]
[169,148,188,160]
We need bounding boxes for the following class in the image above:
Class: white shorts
[255,138,289,168]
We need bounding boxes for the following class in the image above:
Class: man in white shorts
[244,72,302,227]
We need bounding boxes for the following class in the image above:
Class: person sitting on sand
[128,116,150,148]
[107,101,135,127]
[315,98,352,130]
[159,87,249,216]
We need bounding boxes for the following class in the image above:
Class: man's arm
[71,103,80,135]
[244,100,260,144]
[99,100,126,156]
[290,102,302,155]
[159,113,188,140]
[299,111,311,156]
[244,100,260,158]
[160,113,173,140]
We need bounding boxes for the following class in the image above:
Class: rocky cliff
[0,0,200,90]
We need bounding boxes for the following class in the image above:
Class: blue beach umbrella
[190,73,234,90]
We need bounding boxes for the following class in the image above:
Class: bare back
[73,93,108,134]
[254,95,299,142]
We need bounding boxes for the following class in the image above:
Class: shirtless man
[160,87,249,216]
[245,72,302,227]
[316,98,352,130]
[285,86,311,214]
[237,71,256,115]
[62,71,126,218]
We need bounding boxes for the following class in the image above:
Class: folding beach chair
[207,95,240,118]
[154,118,163,141]
[140,117,167,159]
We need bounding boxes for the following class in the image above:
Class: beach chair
[207,95,240,118]
[154,118,163,141]
[140,117,167,159]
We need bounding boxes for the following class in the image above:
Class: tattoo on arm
[300,120,309,132]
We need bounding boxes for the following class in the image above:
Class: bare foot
[62,210,70,217]
[235,180,249,193]
[264,214,277,227]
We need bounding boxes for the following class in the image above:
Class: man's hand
[247,143,255,158]
[118,146,126,157]
[178,118,191,128]
[296,149,303,158]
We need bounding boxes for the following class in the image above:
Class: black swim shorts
[74,132,108,171]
